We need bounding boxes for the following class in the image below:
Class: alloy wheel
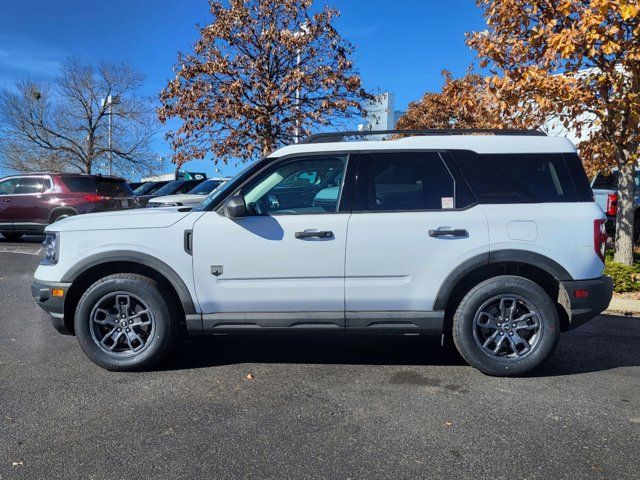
[89,291,156,357]
[472,295,542,360]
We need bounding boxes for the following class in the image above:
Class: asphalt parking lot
[1,240,639,480]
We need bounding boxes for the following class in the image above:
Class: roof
[269,135,577,158]
[3,172,125,180]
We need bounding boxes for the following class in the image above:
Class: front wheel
[74,273,179,371]
[452,276,560,377]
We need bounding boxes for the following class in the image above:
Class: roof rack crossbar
[301,129,546,144]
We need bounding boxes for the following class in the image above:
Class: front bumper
[559,275,614,330]
[31,280,73,335]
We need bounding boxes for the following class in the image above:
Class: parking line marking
[0,247,42,256]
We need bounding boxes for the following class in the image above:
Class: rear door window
[354,152,456,211]
[452,151,583,203]
[14,177,49,194]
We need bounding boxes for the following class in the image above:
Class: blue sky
[0,0,486,178]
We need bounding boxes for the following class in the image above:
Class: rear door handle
[428,228,468,238]
[295,230,334,239]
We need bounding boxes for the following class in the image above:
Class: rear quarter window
[451,151,589,203]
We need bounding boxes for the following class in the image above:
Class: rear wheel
[74,273,179,371]
[452,275,560,377]
[1,233,24,241]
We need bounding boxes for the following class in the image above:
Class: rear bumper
[31,279,73,335]
[559,276,614,330]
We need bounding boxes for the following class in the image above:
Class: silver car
[147,178,227,208]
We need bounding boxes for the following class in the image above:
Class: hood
[148,194,207,207]
[46,207,192,232]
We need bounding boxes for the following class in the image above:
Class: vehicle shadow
[160,334,466,371]
[158,315,640,375]
[0,235,44,243]
[534,314,640,377]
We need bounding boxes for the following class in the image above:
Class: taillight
[605,192,618,216]
[83,194,111,202]
[594,219,608,262]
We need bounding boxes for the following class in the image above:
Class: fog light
[573,289,589,299]
[52,289,64,297]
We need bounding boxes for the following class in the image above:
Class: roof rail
[300,129,546,144]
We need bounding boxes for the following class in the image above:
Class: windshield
[153,180,187,196]
[194,161,265,212]
[188,179,224,195]
[134,181,166,195]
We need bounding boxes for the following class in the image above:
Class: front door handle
[428,228,468,238]
[295,230,334,239]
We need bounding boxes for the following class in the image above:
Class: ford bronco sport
[32,130,613,376]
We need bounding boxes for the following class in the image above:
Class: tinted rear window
[353,152,459,211]
[62,177,133,196]
[452,151,590,203]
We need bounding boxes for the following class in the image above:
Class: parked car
[135,179,205,207]
[32,130,612,375]
[132,180,170,197]
[0,173,137,241]
[591,168,640,241]
[146,178,227,208]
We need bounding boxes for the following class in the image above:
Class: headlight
[41,233,59,266]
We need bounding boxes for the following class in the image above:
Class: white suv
[32,130,613,376]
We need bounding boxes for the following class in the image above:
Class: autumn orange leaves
[158,0,371,166]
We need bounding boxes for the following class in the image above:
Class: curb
[604,296,640,317]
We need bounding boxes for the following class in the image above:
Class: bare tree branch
[0,58,160,178]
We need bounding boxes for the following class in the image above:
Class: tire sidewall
[75,276,172,370]
[454,276,560,376]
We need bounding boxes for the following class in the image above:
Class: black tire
[452,275,560,377]
[74,273,179,371]
[1,232,24,241]
[51,211,76,223]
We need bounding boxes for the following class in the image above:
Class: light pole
[293,22,310,144]
[101,95,115,175]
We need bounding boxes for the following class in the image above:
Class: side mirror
[222,193,248,218]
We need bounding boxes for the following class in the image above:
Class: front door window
[242,156,347,215]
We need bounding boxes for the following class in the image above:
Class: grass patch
[605,250,640,293]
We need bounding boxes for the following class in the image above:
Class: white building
[359,92,405,139]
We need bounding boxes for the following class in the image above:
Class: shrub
[604,251,640,293]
